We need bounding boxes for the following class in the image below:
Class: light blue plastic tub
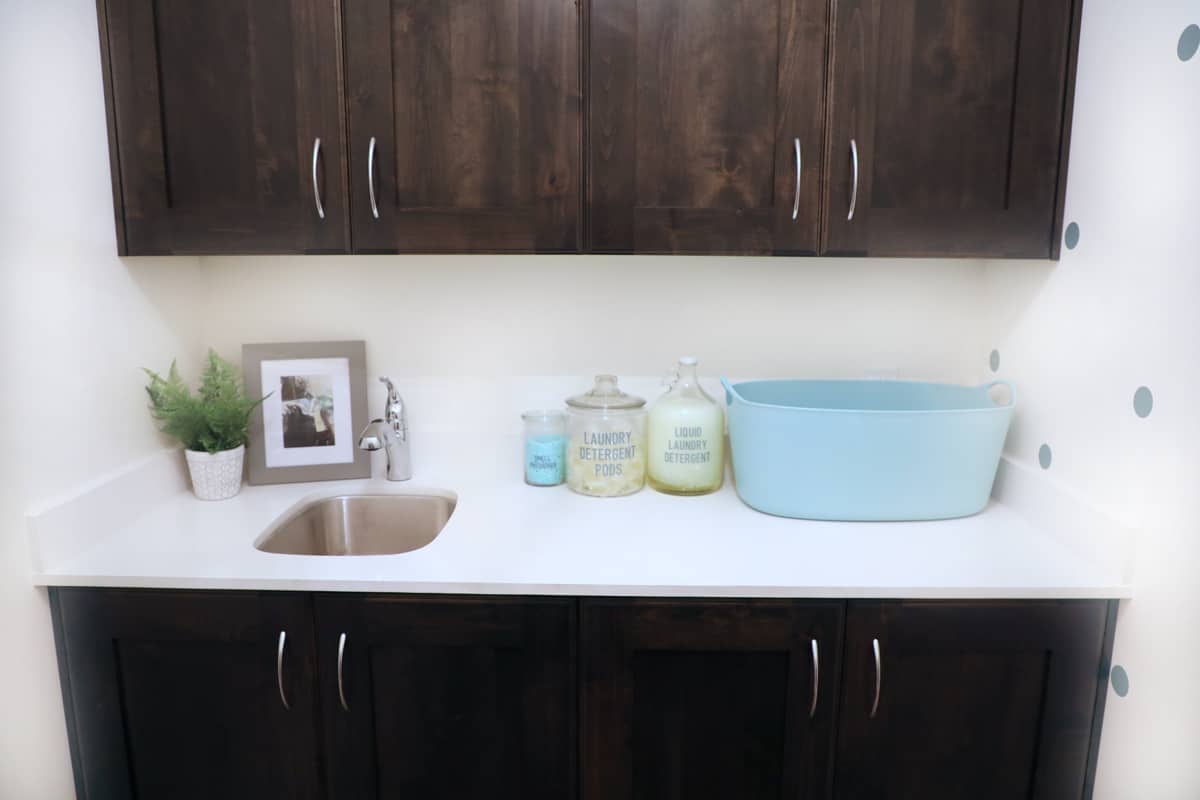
[721,379,1015,521]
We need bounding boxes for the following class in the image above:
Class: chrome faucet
[358,377,412,481]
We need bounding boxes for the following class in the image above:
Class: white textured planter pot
[184,445,245,501]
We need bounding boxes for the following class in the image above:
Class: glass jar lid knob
[566,374,647,410]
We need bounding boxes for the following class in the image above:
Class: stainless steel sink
[254,493,456,556]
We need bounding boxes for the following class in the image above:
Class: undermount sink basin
[254,493,456,556]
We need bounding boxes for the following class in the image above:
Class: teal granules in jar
[522,410,567,486]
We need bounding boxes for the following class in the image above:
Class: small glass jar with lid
[521,410,567,486]
[565,375,647,497]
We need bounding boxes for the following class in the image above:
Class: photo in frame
[242,341,371,485]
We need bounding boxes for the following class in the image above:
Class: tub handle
[984,380,1017,408]
[720,377,741,407]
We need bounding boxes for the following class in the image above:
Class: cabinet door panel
[316,595,574,800]
[345,0,580,252]
[583,600,844,800]
[835,601,1111,800]
[103,0,347,254]
[822,0,1076,257]
[51,589,323,800]
[631,649,791,799]
[589,0,826,254]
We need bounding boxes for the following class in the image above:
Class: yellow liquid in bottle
[647,387,724,495]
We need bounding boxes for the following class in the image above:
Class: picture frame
[242,341,371,485]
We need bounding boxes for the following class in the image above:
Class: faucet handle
[377,376,407,437]
[379,376,400,403]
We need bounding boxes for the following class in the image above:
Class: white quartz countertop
[27,432,1132,599]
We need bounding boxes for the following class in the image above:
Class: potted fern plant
[145,351,267,501]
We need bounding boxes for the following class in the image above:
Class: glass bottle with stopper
[647,357,724,495]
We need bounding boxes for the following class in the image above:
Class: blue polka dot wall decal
[1179,24,1200,61]
[989,350,1000,372]
[1038,444,1053,470]
[1134,386,1154,418]
[1110,665,1130,697]
[1064,222,1080,249]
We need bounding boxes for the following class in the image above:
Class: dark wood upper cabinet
[588,0,828,254]
[100,0,348,255]
[822,0,1080,258]
[51,589,323,800]
[582,600,844,800]
[314,594,575,800]
[834,601,1111,800]
[343,0,582,253]
[95,0,1081,258]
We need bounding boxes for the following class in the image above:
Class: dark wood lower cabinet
[835,601,1112,800]
[581,599,845,800]
[51,589,323,800]
[51,590,1115,800]
[313,595,574,800]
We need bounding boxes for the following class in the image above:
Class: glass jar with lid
[565,375,647,497]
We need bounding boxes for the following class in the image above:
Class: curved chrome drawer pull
[276,631,291,711]
[311,138,325,220]
[809,638,820,719]
[337,632,350,712]
[848,138,859,222]
[368,137,380,220]
[870,637,881,719]
[792,137,802,221]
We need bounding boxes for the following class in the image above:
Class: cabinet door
[51,589,323,800]
[822,0,1078,258]
[344,0,581,253]
[102,0,347,255]
[589,0,827,254]
[835,601,1112,800]
[582,600,844,800]
[315,595,575,800]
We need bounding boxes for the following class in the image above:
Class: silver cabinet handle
[870,637,881,718]
[848,138,859,221]
[311,138,325,220]
[792,137,802,221]
[367,136,380,220]
[337,632,350,712]
[276,631,291,711]
[809,638,820,719]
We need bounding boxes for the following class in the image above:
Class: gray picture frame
[242,341,371,485]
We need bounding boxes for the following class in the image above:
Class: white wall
[0,2,205,796]
[982,1,1200,796]
[198,254,988,383]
